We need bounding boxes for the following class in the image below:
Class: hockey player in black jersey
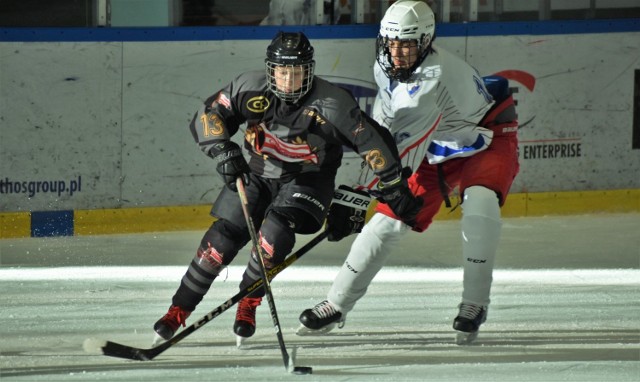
[153,31,422,346]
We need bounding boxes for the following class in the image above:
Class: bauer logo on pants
[292,192,325,212]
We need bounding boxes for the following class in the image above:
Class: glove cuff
[210,140,240,158]
[215,147,242,163]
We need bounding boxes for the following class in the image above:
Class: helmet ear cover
[265,32,315,103]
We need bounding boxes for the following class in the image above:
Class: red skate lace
[165,306,190,329]
[236,298,261,324]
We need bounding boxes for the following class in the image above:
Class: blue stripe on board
[31,210,74,237]
[1,19,638,42]
[466,18,640,36]
[0,25,378,42]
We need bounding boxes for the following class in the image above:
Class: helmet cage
[265,32,315,103]
[376,34,431,82]
[265,61,315,103]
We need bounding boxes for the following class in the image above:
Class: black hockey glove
[325,185,372,242]
[371,167,423,228]
[212,141,250,192]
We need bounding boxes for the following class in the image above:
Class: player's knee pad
[270,185,330,234]
[178,219,246,304]
[257,210,296,266]
[197,219,247,270]
[270,204,324,234]
[462,186,500,221]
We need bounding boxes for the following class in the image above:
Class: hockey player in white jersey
[298,0,519,344]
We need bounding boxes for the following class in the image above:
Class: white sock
[460,186,502,307]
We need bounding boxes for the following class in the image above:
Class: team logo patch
[247,96,270,113]
[408,83,421,96]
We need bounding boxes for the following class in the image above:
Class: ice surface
[1,214,639,381]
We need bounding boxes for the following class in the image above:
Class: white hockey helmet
[376,1,436,82]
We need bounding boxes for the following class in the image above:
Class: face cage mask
[265,62,315,103]
[376,36,429,83]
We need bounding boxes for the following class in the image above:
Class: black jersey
[189,70,401,184]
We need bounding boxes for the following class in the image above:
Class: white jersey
[358,44,495,189]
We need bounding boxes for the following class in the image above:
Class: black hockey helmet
[265,32,315,103]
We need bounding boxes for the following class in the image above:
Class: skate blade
[151,333,165,347]
[455,330,479,345]
[236,335,248,348]
[295,323,336,336]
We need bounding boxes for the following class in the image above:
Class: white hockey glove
[325,185,372,242]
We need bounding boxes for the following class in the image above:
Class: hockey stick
[83,229,328,361]
[235,177,313,375]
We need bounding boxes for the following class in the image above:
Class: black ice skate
[453,302,487,345]
[296,300,345,336]
[234,296,262,347]
[152,305,191,346]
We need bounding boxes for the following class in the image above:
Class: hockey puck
[292,366,313,375]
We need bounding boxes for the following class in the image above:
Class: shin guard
[240,211,295,297]
[172,221,242,310]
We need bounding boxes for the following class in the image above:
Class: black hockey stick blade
[84,230,328,361]
[83,338,160,361]
[287,346,313,375]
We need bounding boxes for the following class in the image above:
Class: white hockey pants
[327,213,410,314]
[326,185,502,314]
